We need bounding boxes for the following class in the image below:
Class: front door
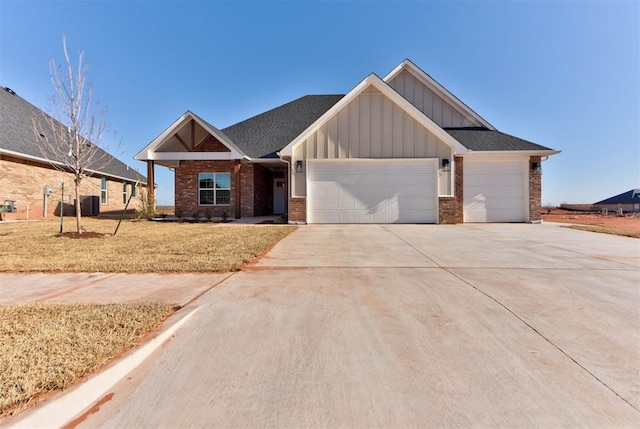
[273,179,286,214]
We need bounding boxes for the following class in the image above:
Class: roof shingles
[444,128,553,152]
[0,86,146,183]
[222,95,344,158]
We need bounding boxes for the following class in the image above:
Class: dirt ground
[542,209,640,232]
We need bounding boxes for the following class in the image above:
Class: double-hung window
[199,173,230,205]
[122,183,128,204]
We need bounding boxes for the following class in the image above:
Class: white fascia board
[134,111,247,160]
[280,73,468,157]
[383,59,496,130]
[461,149,561,158]
[0,148,147,185]
[148,152,239,161]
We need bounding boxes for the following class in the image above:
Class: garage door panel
[465,175,525,187]
[308,159,438,224]
[464,159,528,223]
[466,186,525,198]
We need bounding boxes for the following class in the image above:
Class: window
[123,183,128,204]
[130,183,136,198]
[101,177,107,204]
[199,173,230,205]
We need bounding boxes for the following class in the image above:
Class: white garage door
[307,159,438,224]
[463,158,528,223]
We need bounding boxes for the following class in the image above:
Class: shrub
[221,211,229,222]
[204,208,212,221]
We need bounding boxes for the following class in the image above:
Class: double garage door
[463,158,529,223]
[307,159,438,224]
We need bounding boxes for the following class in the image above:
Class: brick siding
[0,155,142,220]
[438,197,457,224]
[529,156,542,222]
[289,197,306,223]
[174,159,236,218]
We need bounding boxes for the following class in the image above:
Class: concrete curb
[8,307,200,429]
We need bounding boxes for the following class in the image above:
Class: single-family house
[136,59,560,223]
[0,86,147,220]
[594,189,640,213]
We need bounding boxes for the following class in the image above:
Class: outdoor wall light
[531,161,542,174]
[295,160,303,172]
[441,158,451,172]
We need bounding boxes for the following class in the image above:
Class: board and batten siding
[387,70,480,128]
[292,86,453,197]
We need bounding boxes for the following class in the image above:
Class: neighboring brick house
[136,59,560,224]
[0,86,146,220]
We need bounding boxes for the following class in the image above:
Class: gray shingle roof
[0,86,146,183]
[445,127,553,152]
[594,189,640,205]
[222,95,344,158]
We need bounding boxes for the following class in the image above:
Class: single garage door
[307,159,438,224]
[463,158,528,223]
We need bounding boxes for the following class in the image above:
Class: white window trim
[198,172,231,206]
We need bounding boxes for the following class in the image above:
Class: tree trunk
[75,179,82,234]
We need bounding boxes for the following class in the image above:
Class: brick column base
[289,197,307,223]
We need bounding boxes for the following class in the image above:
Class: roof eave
[0,148,148,184]
[461,149,561,157]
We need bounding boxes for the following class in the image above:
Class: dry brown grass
[0,218,296,272]
[0,302,174,416]
[564,224,640,239]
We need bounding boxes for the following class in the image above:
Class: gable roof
[0,86,146,184]
[134,110,246,165]
[279,73,469,157]
[384,59,495,130]
[445,128,558,153]
[594,189,640,205]
[222,95,344,158]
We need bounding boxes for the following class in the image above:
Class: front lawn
[0,302,174,416]
[0,218,296,272]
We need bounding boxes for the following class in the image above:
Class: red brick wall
[529,156,542,222]
[240,163,255,217]
[195,135,231,152]
[174,160,235,218]
[289,197,306,223]
[438,197,457,224]
[0,155,142,220]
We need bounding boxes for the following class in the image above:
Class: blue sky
[1,0,638,206]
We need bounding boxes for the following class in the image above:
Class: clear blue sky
[1,0,638,206]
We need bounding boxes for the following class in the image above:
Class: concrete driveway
[15,224,640,427]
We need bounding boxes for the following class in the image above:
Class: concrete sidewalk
[0,272,232,306]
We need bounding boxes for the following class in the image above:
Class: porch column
[146,160,155,214]
[234,160,241,219]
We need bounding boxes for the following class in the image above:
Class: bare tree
[33,35,112,234]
